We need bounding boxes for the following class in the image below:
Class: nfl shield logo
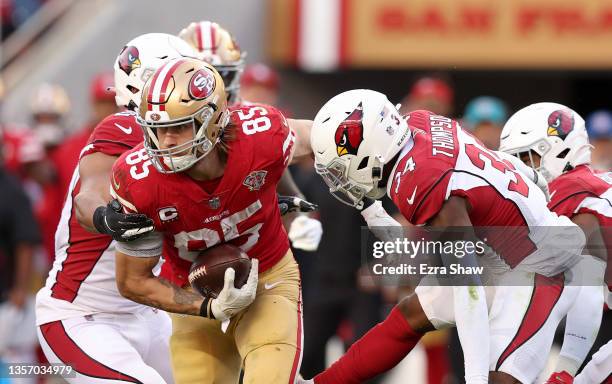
[243,170,268,191]
[208,197,221,209]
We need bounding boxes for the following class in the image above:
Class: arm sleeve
[115,231,163,257]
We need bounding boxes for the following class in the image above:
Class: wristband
[199,297,215,319]
[92,206,108,234]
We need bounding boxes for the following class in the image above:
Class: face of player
[519,151,542,169]
[156,122,194,155]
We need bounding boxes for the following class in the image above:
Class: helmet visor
[137,106,217,173]
[315,159,368,209]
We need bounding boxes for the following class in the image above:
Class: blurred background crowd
[0,0,610,383]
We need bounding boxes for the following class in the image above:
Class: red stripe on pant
[495,273,565,371]
[40,321,142,383]
[289,288,303,383]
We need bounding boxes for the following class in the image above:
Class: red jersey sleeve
[548,167,606,218]
[81,111,144,159]
[391,153,453,225]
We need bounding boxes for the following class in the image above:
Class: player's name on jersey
[371,263,484,277]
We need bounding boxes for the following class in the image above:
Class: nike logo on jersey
[115,123,133,134]
[549,190,557,200]
[406,187,418,205]
[112,174,120,190]
[264,281,283,290]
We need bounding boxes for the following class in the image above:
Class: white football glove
[211,258,259,322]
[288,215,323,251]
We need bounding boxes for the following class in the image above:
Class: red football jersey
[388,110,577,273]
[111,104,295,287]
[548,165,611,273]
[548,165,611,227]
[37,111,145,325]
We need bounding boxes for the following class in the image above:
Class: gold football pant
[170,251,303,384]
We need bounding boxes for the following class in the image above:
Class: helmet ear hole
[371,166,382,179]
[357,156,369,170]
[556,148,570,159]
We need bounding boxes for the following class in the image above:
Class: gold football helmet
[178,21,244,104]
[138,57,229,173]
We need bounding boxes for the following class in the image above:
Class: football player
[499,102,609,384]
[178,20,323,252]
[304,90,586,384]
[35,33,197,383]
[110,57,313,384]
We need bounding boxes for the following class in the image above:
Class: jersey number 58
[238,106,271,135]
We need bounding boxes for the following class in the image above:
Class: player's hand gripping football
[93,199,155,242]
[211,258,259,322]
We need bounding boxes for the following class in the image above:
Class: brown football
[188,244,252,298]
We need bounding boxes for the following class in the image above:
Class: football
[188,244,252,298]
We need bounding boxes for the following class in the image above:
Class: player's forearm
[288,119,313,163]
[74,190,108,233]
[117,275,204,316]
[75,153,117,233]
[277,169,305,198]
[573,213,607,262]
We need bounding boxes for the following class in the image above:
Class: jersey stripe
[40,321,142,383]
[288,287,304,384]
[495,273,565,370]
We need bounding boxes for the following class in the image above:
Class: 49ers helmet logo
[335,102,364,157]
[547,109,574,140]
[188,69,216,100]
[118,46,141,75]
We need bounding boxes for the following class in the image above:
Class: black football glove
[359,197,377,211]
[93,199,154,242]
[278,195,318,216]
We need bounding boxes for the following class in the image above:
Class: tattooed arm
[115,251,204,316]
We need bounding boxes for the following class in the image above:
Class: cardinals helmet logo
[118,46,141,75]
[334,102,364,157]
[547,109,574,140]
